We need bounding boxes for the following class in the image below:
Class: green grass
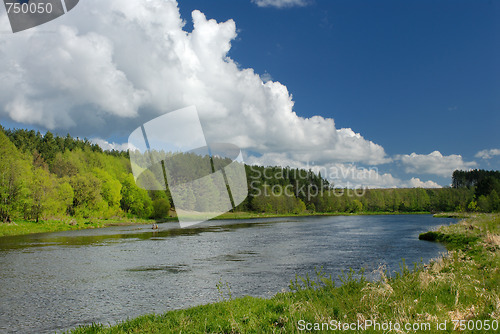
[69,213,500,333]
[0,217,155,237]
[432,212,472,219]
[418,231,479,249]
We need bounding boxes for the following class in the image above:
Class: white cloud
[0,25,148,130]
[251,0,309,8]
[91,138,131,152]
[475,148,500,160]
[0,0,390,168]
[407,177,441,189]
[397,151,477,177]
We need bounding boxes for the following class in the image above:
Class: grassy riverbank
[0,211,431,238]
[0,217,159,237]
[69,213,499,333]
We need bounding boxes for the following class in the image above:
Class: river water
[0,215,455,333]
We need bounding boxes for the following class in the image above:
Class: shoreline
[68,213,499,333]
[0,217,162,238]
[0,211,438,238]
[214,210,433,220]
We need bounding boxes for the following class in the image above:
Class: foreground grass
[70,214,499,333]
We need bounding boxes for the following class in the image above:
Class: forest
[0,126,498,224]
[452,169,500,212]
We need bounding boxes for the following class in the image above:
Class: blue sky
[179,0,499,157]
[0,0,498,187]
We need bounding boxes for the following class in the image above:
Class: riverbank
[0,217,164,238]
[0,211,432,238]
[69,213,499,333]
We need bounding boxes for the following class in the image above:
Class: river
[0,214,455,333]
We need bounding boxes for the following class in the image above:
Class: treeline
[240,167,475,214]
[237,164,478,214]
[452,169,500,212]
[235,165,329,214]
[0,127,332,223]
[1,126,498,224]
[311,187,475,213]
[0,127,167,223]
[4,128,128,160]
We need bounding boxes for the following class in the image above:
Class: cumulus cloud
[407,177,441,189]
[251,0,309,8]
[91,138,131,152]
[475,149,500,160]
[0,0,390,168]
[397,151,477,177]
[0,25,148,130]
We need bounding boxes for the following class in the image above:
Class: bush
[151,198,170,219]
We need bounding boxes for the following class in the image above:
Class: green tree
[39,131,57,165]
[293,198,306,214]
[489,190,499,212]
[29,168,54,222]
[0,131,31,222]
[93,168,122,209]
[120,174,153,218]
[152,198,171,219]
[467,200,478,212]
[70,173,104,217]
[350,199,363,213]
[51,151,80,178]
[477,195,490,212]
[49,180,74,217]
